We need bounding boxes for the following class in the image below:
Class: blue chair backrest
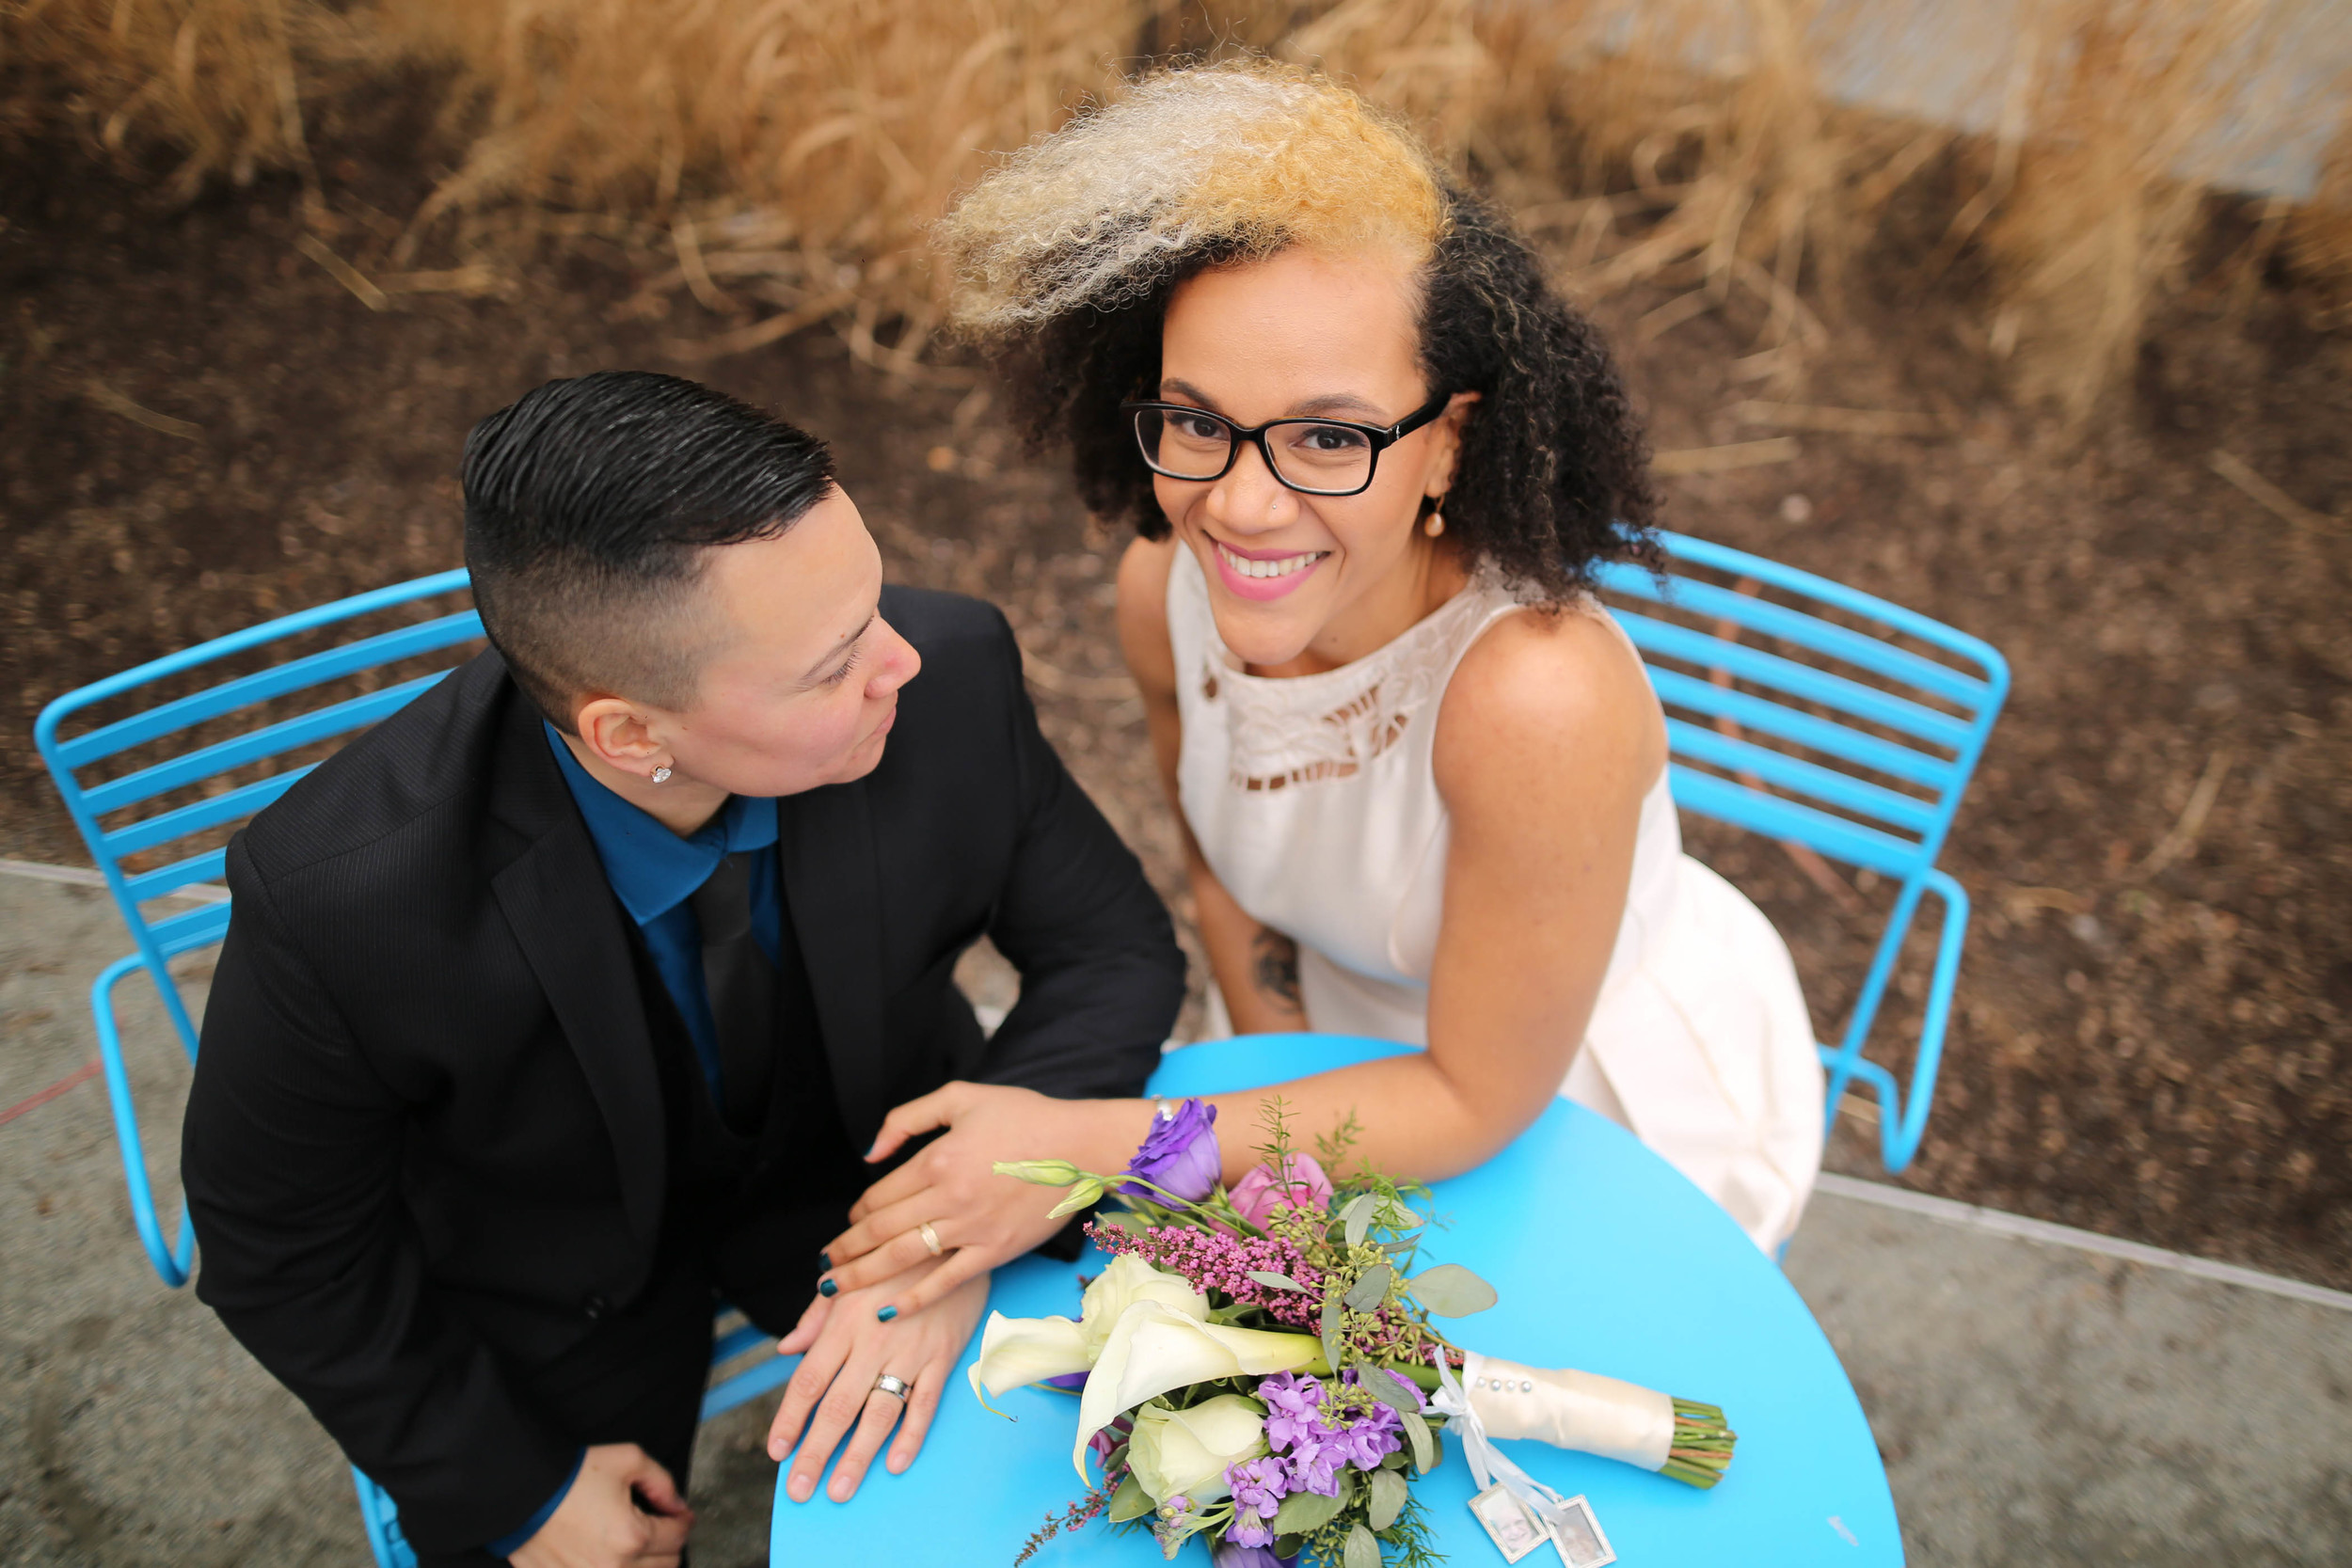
[36,570,483,990]
[1592,530,2010,1168]
[33,569,483,1281]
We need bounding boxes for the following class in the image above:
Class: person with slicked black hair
[182,372,1185,1568]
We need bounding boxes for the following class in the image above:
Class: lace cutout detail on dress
[1220,670,1431,790]
[1207,585,1497,792]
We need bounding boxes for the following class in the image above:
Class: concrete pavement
[4,866,2346,1566]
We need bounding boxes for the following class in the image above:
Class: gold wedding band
[917,1221,945,1257]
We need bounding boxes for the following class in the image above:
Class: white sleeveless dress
[1168,548,1824,1252]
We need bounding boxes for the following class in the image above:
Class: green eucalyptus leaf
[1247,1270,1309,1292]
[1400,1409,1436,1474]
[1380,1448,1408,1469]
[1108,1472,1152,1522]
[1357,1367,1421,1416]
[1404,1261,1499,1317]
[1343,1521,1384,1568]
[1093,1210,1152,1238]
[1365,1467,1408,1531]
[1342,1194,1378,1248]
[1274,1535,1305,1560]
[1320,1294,1344,1374]
[1343,1262,1393,1311]
[1270,1486,1345,1534]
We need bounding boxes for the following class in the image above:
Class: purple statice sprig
[1085,1220,1327,1329]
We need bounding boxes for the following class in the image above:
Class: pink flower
[1228,1153,1334,1230]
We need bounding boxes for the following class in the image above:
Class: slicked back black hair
[462,371,836,730]
[1003,185,1661,598]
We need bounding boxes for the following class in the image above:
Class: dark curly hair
[1000,185,1661,601]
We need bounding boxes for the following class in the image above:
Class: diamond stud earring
[651,766,673,784]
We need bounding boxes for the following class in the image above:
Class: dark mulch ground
[5,118,2346,1287]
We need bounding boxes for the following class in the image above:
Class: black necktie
[688,851,776,1136]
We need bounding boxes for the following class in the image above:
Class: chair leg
[1881,869,1972,1173]
[352,1467,417,1568]
[89,954,196,1287]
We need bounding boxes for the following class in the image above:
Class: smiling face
[1153,245,1475,673]
[573,486,920,804]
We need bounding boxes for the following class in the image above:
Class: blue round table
[771,1036,1901,1565]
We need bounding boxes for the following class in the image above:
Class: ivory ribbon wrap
[1461,1353,1676,1472]
[1427,1352,1585,1544]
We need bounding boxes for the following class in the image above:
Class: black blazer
[182,587,1184,1551]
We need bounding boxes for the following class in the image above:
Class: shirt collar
[543,722,779,926]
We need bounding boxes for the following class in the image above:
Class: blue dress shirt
[544,723,783,1104]
[488,727,785,1558]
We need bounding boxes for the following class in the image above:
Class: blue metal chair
[1592,530,2010,1174]
[34,569,801,1568]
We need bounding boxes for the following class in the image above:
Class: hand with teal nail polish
[764,1256,987,1508]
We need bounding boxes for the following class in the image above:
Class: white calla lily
[1078,1255,1210,1355]
[1073,1301,1324,1480]
[1126,1394,1269,1505]
[968,1257,1210,1402]
[968,1310,1094,1401]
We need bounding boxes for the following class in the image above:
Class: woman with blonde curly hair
[816,62,1824,1309]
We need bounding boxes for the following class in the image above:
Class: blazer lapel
[778,782,889,1145]
[486,698,668,1248]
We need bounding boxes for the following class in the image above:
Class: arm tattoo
[1250,927,1302,1012]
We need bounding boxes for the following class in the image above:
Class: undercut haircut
[461,372,836,732]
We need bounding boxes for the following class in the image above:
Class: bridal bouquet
[971,1101,1735,1567]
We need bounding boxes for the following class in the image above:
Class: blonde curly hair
[940,60,1448,338]
[943,58,1662,602]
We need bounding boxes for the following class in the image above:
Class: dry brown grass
[6,0,2342,408]
[2,0,343,203]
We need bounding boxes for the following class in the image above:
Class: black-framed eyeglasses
[1120,391,1453,499]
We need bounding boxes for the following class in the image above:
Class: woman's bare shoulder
[1433,600,1664,804]
[1115,534,1182,694]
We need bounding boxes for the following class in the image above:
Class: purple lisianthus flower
[1046,1370,1090,1393]
[1119,1099,1221,1202]
[1213,1538,1298,1568]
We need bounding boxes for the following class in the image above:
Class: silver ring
[872,1372,911,1402]
[917,1221,944,1257]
